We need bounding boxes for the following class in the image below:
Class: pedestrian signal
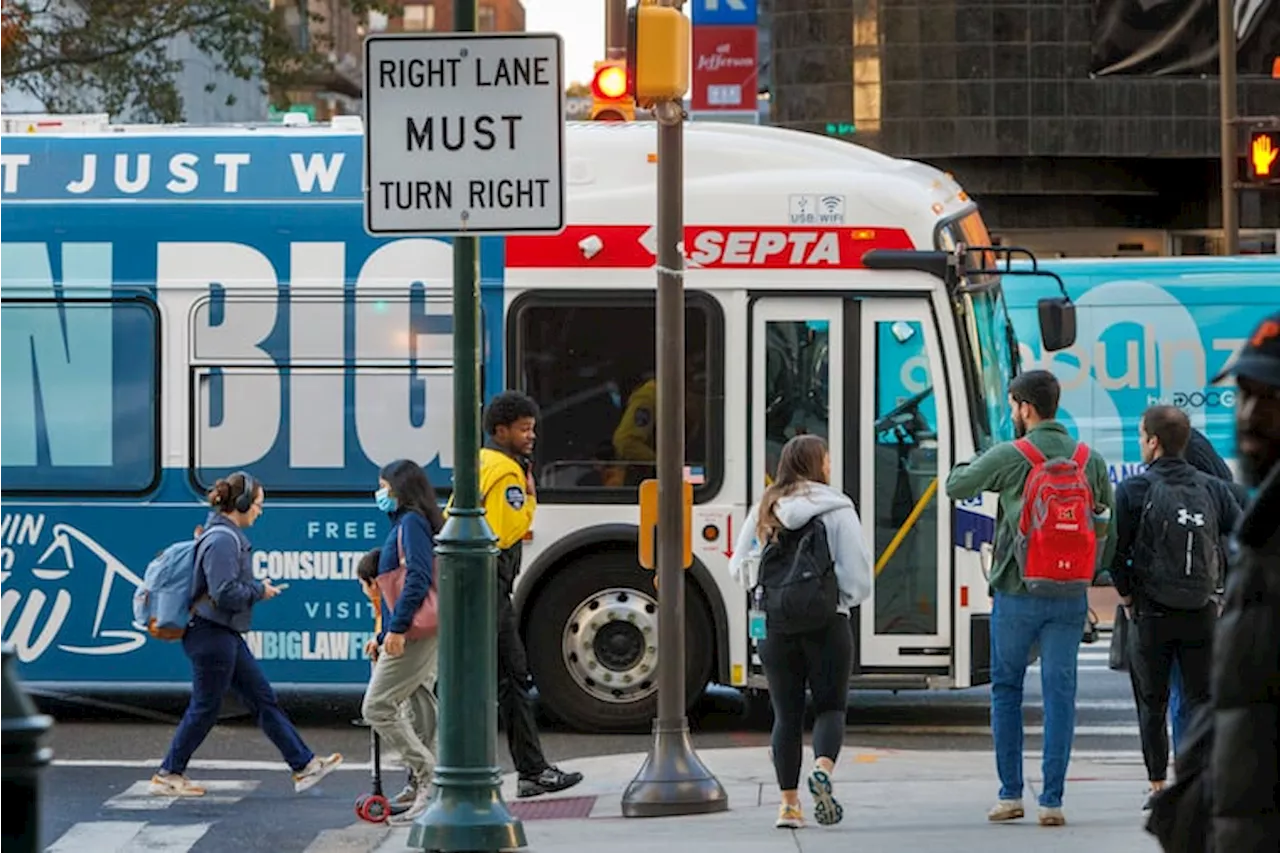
[1246,130,1280,184]
[590,60,635,122]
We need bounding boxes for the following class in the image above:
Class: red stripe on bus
[506,225,915,269]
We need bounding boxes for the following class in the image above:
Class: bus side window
[511,292,724,499]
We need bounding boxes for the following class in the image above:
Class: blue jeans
[990,591,1087,808]
[161,618,313,774]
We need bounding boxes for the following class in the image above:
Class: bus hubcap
[561,587,658,705]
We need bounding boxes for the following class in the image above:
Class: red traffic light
[592,63,628,101]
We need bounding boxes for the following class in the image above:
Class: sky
[524,0,613,85]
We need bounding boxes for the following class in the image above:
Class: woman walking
[363,459,446,825]
[729,435,873,829]
[151,471,343,797]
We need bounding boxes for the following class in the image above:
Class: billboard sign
[691,25,759,112]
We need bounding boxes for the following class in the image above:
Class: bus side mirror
[1038,297,1076,352]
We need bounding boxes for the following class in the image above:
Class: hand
[364,639,380,661]
[262,581,282,600]
[383,632,406,658]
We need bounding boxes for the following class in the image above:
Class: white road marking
[302,823,392,853]
[845,724,1141,736]
[47,821,147,853]
[104,779,259,810]
[54,758,381,771]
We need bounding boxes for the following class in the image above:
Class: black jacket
[1109,457,1244,603]
[1209,464,1280,851]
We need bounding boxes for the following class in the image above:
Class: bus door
[749,296,953,676]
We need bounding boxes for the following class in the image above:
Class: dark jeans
[758,614,854,791]
[498,590,548,778]
[161,618,313,774]
[1127,602,1214,782]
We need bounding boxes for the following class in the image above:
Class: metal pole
[410,2,525,849]
[1,645,54,853]
[605,0,627,60]
[1219,0,1239,255]
[621,0,728,819]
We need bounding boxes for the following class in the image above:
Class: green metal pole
[410,4,525,849]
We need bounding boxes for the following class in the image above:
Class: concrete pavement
[367,745,1160,853]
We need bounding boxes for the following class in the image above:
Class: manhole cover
[509,795,597,821]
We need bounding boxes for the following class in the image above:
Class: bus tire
[525,549,714,734]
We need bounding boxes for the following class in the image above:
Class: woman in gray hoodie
[729,434,873,830]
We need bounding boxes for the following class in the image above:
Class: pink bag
[374,525,439,640]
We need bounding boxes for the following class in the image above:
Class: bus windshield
[936,209,1018,451]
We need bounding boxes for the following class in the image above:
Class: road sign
[691,25,759,112]
[363,33,567,236]
[690,0,757,26]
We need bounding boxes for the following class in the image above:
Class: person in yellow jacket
[450,390,583,798]
[612,376,657,468]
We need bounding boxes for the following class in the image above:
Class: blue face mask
[375,487,398,513]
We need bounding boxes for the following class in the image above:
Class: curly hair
[483,390,539,436]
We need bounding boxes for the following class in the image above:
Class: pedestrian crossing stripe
[104,779,259,810]
[47,821,212,853]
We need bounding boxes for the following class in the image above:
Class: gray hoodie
[729,482,873,614]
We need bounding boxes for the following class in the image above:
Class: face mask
[375,487,398,513]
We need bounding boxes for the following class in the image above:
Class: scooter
[354,722,400,824]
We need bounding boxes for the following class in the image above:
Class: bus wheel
[526,550,714,734]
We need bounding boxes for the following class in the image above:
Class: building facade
[381,0,526,33]
[769,0,1280,256]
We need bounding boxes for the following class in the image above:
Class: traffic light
[626,1,690,108]
[590,59,635,122]
[1246,130,1280,185]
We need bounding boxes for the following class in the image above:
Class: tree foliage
[1,0,394,122]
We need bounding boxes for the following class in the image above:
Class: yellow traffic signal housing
[590,59,635,122]
[626,1,690,107]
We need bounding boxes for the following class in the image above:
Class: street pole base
[620,718,729,818]
[409,766,526,852]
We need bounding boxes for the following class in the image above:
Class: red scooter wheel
[356,794,390,824]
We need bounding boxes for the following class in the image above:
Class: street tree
[0,0,393,122]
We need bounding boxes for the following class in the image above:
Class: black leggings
[758,614,854,790]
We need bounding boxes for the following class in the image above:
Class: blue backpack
[132,527,234,641]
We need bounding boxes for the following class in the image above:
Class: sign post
[620,0,728,819]
[362,10,565,850]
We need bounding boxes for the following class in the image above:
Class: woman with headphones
[150,471,343,798]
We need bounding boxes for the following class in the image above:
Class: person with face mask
[1147,311,1280,853]
[945,369,1114,828]
[362,459,445,826]
[1108,406,1242,813]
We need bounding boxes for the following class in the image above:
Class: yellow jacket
[613,378,657,463]
[477,446,537,551]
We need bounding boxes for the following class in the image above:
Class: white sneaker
[389,787,431,826]
[987,799,1025,821]
[292,753,343,793]
[1038,806,1066,826]
[149,772,205,797]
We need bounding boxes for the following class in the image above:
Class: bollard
[1,644,54,853]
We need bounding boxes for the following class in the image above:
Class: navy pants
[161,618,313,774]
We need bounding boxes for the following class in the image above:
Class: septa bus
[1,114,1071,733]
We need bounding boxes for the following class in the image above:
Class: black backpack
[1136,472,1222,611]
[754,516,839,635]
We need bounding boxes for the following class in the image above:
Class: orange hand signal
[1251,133,1279,177]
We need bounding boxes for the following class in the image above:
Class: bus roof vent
[330,115,363,133]
[2,113,112,134]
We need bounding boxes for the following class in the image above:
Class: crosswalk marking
[46,821,212,853]
[104,779,259,811]
[302,823,392,853]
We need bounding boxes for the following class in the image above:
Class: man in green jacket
[946,369,1113,829]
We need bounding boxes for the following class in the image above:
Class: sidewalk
[358,746,1161,853]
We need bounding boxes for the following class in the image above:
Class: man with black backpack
[1110,405,1242,813]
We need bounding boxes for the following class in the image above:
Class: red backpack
[1013,439,1098,595]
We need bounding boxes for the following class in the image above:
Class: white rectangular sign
[363,33,566,236]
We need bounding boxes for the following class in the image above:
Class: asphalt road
[34,634,1148,852]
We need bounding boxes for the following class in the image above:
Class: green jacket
[945,421,1114,597]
